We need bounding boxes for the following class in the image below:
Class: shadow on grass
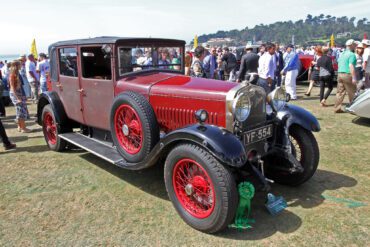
[2,144,51,154]
[80,153,168,200]
[352,117,370,127]
[9,135,43,143]
[216,169,357,240]
[298,96,321,101]
[72,151,357,240]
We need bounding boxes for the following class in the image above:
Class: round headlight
[232,93,251,122]
[269,87,287,112]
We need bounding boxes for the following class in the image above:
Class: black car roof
[49,36,186,48]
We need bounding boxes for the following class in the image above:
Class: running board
[59,133,127,168]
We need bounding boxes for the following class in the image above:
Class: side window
[81,46,112,80]
[59,48,78,77]
[118,46,183,76]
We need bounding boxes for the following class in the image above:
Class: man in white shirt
[362,39,370,89]
[25,54,39,102]
[257,42,276,94]
[36,53,50,93]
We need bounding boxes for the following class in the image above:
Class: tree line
[196,14,370,46]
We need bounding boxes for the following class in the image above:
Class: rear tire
[41,104,67,151]
[164,143,238,233]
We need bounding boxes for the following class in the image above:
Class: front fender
[162,124,247,167]
[276,104,320,132]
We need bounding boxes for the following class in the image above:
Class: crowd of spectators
[187,38,370,111]
[0,53,50,150]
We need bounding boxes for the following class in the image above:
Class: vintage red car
[298,54,338,81]
[37,37,320,233]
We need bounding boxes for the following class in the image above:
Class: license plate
[243,124,273,145]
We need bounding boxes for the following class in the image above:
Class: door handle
[77,88,85,93]
[56,82,62,89]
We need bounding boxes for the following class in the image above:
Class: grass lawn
[0,83,369,246]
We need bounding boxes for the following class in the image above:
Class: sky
[0,0,369,55]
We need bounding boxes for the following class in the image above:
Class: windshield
[118,46,183,76]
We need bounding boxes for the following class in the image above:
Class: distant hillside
[197,14,370,46]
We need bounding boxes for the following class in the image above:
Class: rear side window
[81,46,112,80]
[58,48,78,77]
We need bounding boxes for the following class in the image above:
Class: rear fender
[37,92,71,129]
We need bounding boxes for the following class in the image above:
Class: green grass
[0,83,369,246]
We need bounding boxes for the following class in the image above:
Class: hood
[150,73,238,101]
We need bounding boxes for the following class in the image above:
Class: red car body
[37,37,321,233]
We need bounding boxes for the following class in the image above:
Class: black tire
[164,143,238,233]
[41,104,67,151]
[110,91,159,163]
[269,125,320,186]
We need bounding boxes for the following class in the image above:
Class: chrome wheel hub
[122,124,129,136]
[185,184,194,196]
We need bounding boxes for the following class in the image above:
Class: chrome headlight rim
[232,92,251,122]
[268,87,287,112]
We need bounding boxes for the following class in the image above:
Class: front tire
[164,144,238,233]
[41,104,67,151]
[268,125,320,186]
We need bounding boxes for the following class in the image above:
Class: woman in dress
[305,46,322,96]
[8,61,31,133]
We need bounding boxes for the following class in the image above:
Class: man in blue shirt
[281,44,299,100]
[203,47,217,79]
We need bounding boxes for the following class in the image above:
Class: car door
[54,47,84,124]
[79,45,114,130]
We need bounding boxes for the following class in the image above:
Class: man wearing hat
[281,44,299,100]
[237,44,259,83]
[362,39,370,89]
[334,39,357,113]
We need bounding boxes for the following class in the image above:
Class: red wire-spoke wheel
[41,104,67,151]
[114,104,143,155]
[110,92,159,163]
[172,158,215,219]
[164,144,238,233]
[43,112,57,145]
